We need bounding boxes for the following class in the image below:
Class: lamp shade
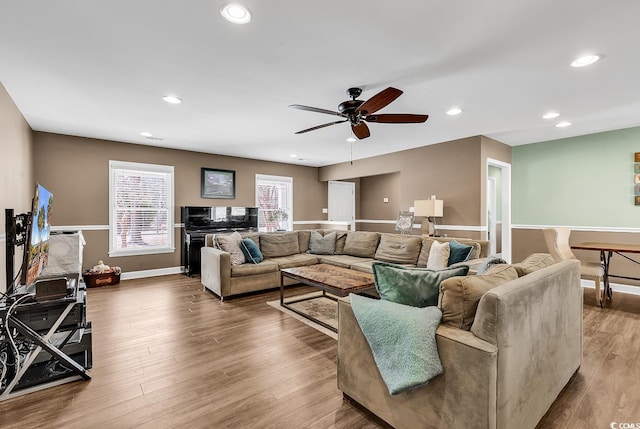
[414,199,443,217]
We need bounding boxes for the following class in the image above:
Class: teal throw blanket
[349,293,443,395]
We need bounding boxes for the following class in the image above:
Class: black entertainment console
[2,201,92,400]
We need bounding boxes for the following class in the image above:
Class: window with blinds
[109,160,175,257]
[255,174,293,232]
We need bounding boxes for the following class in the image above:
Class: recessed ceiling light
[290,154,297,158]
[542,112,560,119]
[446,107,462,116]
[220,3,251,24]
[162,95,182,104]
[571,55,601,68]
[555,121,572,128]
[346,136,356,143]
[140,131,153,137]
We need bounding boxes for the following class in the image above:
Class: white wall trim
[120,266,183,280]
[513,224,640,233]
[436,225,488,232]
[356,219,397,224]
[580,279,640,296]
[51,223,185,232]
[293,220,351,226]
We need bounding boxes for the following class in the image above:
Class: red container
[83,272,121,288]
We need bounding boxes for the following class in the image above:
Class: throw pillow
[426,240,450,270]
[439,263,518,330]
[308,231,336,255]
[215,231,246,266]
[512,253,555,277]
[373,262,469,308]
[239,238,264,264]
[448,239,473,266]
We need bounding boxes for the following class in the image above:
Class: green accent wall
[513,126,640,227]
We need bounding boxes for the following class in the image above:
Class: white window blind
[255,174,293,232]
[109,161,174,257]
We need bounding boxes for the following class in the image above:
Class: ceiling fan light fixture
[542,112,560,119]
[446,107,462,116]
[220,3,251,24]
[555,121,572,128]
[571,54,601,67]
[162,95,182,104]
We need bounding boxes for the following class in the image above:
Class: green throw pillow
[240,238,264,264]
[448,239,473,266]
[372,262,470,308]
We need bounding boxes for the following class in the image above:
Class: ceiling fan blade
[289,104,346,117]
[355,87,403,115]
[294,120,348,134]
[365,114,429,123]
[352,122,370,139]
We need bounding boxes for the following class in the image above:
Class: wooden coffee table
[280,264,376,332]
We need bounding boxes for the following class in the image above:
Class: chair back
[542,227,576,262]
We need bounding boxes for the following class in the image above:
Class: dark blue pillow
[448,239,473,266]
[240,238,263,264]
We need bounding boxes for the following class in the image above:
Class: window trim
[108,160,175,257]
[255,174,293,232]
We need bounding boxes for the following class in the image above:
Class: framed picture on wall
[636,196,640,206]
[201,168,236,199]
[635,152,640,162]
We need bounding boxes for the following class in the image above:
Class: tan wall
[319,136,487,234]
[33,132,327,273]
[0,83,33,292]
[513,228,640,287]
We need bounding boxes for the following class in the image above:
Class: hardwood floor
[0,275,638,428]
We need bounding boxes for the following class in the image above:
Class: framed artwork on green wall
[636,196,640,206]
[635,164,640,174]
[635,152,640,162]
[635,184,640,196]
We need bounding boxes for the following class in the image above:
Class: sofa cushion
[335,231,348,254]
[297,230,311,253]
[426,240,450,270]
[308,231,336,255]
[260,232,300,258]
[439,263,519,330]
[239,238,264,264]
[448,239,473,266]
[318,254,373,269]
[216,232,246,266]
[269,253,319,269]
[512,253,555,277]
[240,232,261,248]
[343,231,381,258]
[416,237,435,268]
[231,260,280,277]
[373,262,470,308]
[374,234,422,265]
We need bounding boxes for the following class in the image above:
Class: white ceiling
[2,1,639,167]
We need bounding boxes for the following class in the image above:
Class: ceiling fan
[289,87,428,140]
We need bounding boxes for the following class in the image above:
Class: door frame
[486,158,512,262]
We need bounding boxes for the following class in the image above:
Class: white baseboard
[120,266,183,280]
[580,279,640,296]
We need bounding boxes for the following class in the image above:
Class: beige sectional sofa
[337,255,582,429]
[200,230,489,300]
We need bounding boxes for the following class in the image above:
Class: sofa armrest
[471,259,582,429]
[201,246,231,299]
[338,296,498,429]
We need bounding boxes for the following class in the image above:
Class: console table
[571,242,640,306]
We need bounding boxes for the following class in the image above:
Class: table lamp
[414,199,444,236]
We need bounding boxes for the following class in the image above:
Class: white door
[328,181,355,230]
[486,158,512,262]
[487,177,497,256]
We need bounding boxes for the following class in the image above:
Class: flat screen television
[20,184,54,287]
